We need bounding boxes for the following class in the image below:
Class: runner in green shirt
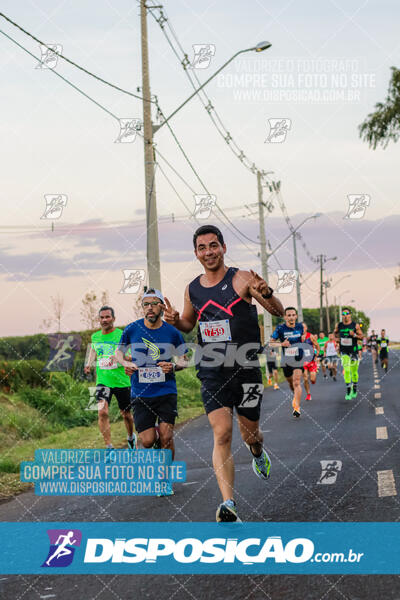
[84,305,136,454]
[317,331,329,379]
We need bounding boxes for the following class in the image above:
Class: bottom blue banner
[0,522,398,574]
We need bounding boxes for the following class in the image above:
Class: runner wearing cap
[164,225,284,522]
[116,289,188,471]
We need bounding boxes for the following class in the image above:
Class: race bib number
[285,346,299,357]
[98,356,118,369]
[381,342,387,348]
[341,338,352,346]
[199,319,232,342]
[138,367,165,383]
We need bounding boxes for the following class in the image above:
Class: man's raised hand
[163,296,180,325]
[249,269,269,296]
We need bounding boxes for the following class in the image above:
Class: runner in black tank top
[189,266,261,374]
[163,225,284,523]
[335,308,363,401]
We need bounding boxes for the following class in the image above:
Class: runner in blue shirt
[270,306,311,418]
[116,289,188,461]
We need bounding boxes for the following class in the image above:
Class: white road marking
[376,426,388,440]
[374,384,380,389]
[377,470,397,497]
[183,481,198,486]
[375,407,384,415]
[374,392,381,399]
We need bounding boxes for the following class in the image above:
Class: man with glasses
[116,289,188,471]
[334,308,363,400]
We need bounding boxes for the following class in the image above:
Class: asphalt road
[1,351,399,599]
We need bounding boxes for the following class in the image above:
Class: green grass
[0,367,204,500]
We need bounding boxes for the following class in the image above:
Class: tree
[39,293,64,333]
[359,67,400,149]
[80,290,109,329]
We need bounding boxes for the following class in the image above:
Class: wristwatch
[261,287,274,299]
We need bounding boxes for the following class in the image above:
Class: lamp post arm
[153,48,252,132]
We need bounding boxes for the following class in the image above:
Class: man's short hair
[99,305,115,318]
[193,225,224,248]
[284,306,298,314]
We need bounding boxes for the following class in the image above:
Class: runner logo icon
[240,383,264,407]
[42,529,82,567]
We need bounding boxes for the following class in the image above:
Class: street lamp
[266,213,321,324]
[153,41,272,133]
[142,32,272,288]
[329,273,351,290]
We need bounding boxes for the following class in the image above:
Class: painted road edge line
[377,470,397,497]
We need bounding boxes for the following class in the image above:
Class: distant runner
[85,306,135,456]
[317,331,329,379]
[164,225,284,522]
[270,307,310,418]
[302,323,319,402]
[266,344,280,390]
[334,308,363,400]
[377,329,389,372]
[368,330,379,365]
[324,333,339,381]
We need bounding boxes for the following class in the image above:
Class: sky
[0,0,399,338]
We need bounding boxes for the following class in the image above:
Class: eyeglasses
[342,310,350,315]
[142,301,161,308]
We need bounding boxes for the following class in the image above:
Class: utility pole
[319,255,324,331]
[140,0,161,289]
[324,281,331,331]
[292,232,303,321]
[257,171,272,342]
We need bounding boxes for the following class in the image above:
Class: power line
[0,12,152,103]
[2,17,260,264]
[274,187,319,265]
[154,100,261,249]
[147,2,274,187]
[0,29,120,121]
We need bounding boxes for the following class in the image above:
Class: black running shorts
[282,364,304,378]
[198,367,263,421]
[95,385,131,411]
[132,394,178,433]
[266,360,277,374]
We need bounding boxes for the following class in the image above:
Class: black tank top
[188,267,261,371]
[338,321,358,354]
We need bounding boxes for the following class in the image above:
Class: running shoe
[127,433,138,450]
[345,391,352,400]
[251,448,271,480]
[216,499,240,522]
[292,409,301,418]
[273,383,280,390]
[305,393,311,401]
[333,376,337,381]
[267,377,272,386]
[350,387,358,399]
[153,425,161,450]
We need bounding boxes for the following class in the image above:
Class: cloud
[1,212,399,281]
